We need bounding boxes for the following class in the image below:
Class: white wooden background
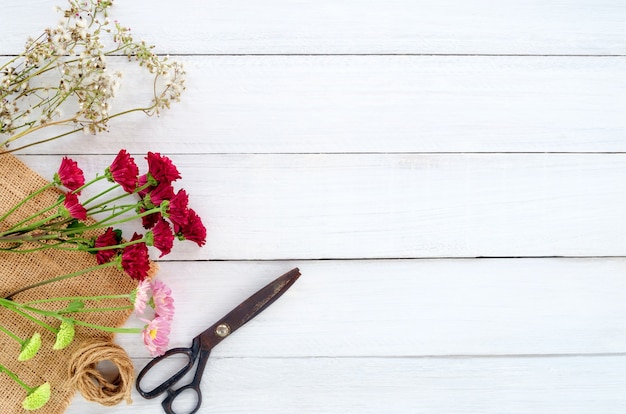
[4,1,626,412]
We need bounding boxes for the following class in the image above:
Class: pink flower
[168,189,189,231]
[94,227,120,264]
[107,149,139,193]
[121,233,150,281]
[133,279,151,315]
[151,219,174,257]
[146,152,181,184]
[151,280,175,320]
[177,209,207,247]
[62,192,87,220]
[142,316,172,357]
[56,157,85,194]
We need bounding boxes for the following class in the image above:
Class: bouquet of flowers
[0,150,206,410]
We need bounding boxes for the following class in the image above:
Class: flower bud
[22,382,50,410]
[18,333,42,361]
[53,320,75,350]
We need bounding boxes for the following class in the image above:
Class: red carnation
[140,208,161,229]
[168,189,189,231]
[107,149,139,193]
[137,174,150,198]
[121,233,150,281]
[148,182,175,207]
[56,157,85,194]
[146,152,181,184]
[94,227,120,264]
[62,192,87,220]
[178,209,206,247]
[151,219,174,257]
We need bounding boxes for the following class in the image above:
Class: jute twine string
[68,339,134,406]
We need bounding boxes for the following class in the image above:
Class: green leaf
[60,300,85,313]
[65,220,87,236]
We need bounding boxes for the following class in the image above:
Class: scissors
[136,267,301,414]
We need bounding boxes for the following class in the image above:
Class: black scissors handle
[160,350,210,414]
[136,335,211,410]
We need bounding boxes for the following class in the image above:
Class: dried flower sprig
[0,0,185,153]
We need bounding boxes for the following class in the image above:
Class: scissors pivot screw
[215,323,231,338]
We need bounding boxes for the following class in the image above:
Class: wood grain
[67,258,626,412]
[4,1,625,413]
[66,356,626,413]
[18,153,626,259]
[4,1,626,55]
[112,259,626,359]
[9,56,626,155]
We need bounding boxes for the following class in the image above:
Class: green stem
[1,202,62,236]
[2,300,139,335]
[0,364,32,392]
[0,301,56,334]
[82,183,121,207]
[24,294,130,305]
[85,180,152,213]
[0,241,66,254]
[74,174,108,196]
[62,306,133,314]
[73,319,141,334]
[0,233,65,244]
[0,182,55,223]
[60,204,159,235]
[4,261,118,299]
[0,324,23,344]
[51,237,145,253]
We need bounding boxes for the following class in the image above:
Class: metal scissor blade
[198,267,301,350]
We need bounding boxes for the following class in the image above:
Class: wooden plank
[17,153,626,259]
[110,259,626,358]
[7,56,626,155]
[17,152,626,259]
[4,1,626,55]
[65,355,626,413]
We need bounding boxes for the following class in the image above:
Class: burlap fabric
[0,154,150,413]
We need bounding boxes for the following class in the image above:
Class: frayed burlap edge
[0,153,156,413]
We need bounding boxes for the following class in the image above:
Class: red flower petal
[152,219,174,257]
[179,209,206,247]
[168,189,189,231]
[137,174,151,198]
[121,233,150,281]
[94,227,119,264]
[146,152,181,184]
[137,205,161,229]
[57,157,85,194]
[63,192,87,220]
[107,149,139,193]
[148,182,175,207]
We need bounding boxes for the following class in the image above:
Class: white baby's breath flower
[0,0,185,152]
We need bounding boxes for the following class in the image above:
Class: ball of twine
[68,339,134,406]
